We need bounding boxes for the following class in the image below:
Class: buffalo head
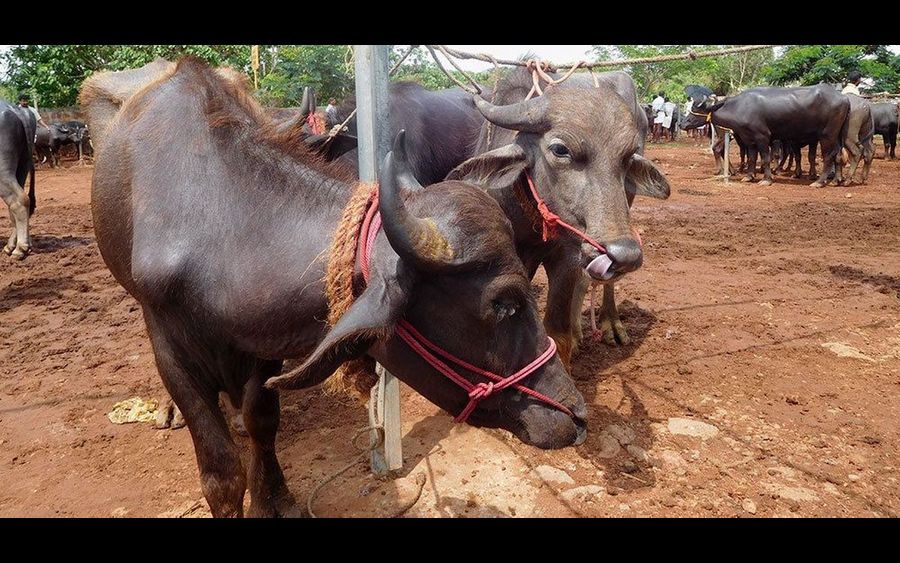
[448,85,670,283]
[268,131,587,449]
[681,96,723,130]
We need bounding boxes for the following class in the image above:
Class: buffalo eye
[548,142,571,159]
[491,298,519,322]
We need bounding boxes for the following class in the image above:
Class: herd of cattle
[680,86,899,187]
[1,56,897,517]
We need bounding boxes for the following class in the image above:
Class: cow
[1,100,36,259]
[447,68,671,367]
[90,58,587,517]
[872,101,899,160]
[834,94,875,186]
[680,85,850,188]
[297,81,486,186]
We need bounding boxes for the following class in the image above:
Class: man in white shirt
[841,70,862,96]
[651,91,665,142]
[662,98,676,140]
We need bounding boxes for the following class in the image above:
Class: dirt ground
[1,141,898,518]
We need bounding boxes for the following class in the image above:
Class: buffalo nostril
[604,237,643,273]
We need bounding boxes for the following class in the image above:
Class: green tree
[592,45,775,101]
[256,45,352,107]
[390,46,492,91]
[764,45,900,92]
[2,45,251,107]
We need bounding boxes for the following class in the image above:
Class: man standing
[651,91,665,143]
[17,93,49,136]
[842,70,862,96]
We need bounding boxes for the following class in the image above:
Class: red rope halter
[525,172,606,253]
[357,187,572,424]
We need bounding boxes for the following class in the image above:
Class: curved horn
[299,87,311,119]
[473,94,550,133]
[380,130,455,271]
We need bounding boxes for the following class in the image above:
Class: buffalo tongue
[586,254,614,280]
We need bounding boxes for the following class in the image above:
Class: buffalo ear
[446,143,528,192]
[304,132,358,161]
[625,153,670,199]
[265,271,411,390]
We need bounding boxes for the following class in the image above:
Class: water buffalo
[301,81,486,186]
[562,72,656,346]
[91,58,586,517]
[681,85,850,187]
[1,101,36,259]
[448,68,670,366]
[872,101,898,160]
[834,94,874,186]
[37,121,90,166]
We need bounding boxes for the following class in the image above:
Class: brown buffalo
[91,58,586,517]
[449,68,670,365]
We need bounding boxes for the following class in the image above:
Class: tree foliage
[256,45,352,107]
[1,45,249,107]
[765,45,900,92]
[390,46,492,91]
[592,45,774,102]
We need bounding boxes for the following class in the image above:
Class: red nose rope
[358,188,572,424]
[526,173,606,253]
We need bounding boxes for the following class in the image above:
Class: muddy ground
[1,141,898,518]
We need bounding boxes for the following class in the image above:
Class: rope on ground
[305,424,427,518]
[307,425,382,518]
[432,45,779,71]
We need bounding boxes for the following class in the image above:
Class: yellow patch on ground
[107,397,159,424]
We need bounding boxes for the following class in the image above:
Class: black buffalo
[681,85,850,187]
[1,100,36,259]
[90,58,587,517]
[872,101,899,160]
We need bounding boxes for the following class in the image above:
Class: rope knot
[469,381,496,400]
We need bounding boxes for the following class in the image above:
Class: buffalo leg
[542,251,589,368]
[1,173,30,259]
[596,283,630,346]
[759,144,773,185]
[742,146,758,182]
[144,310,247,517]
[860,138,874,183]
[888,127,897,160]
[807,142,819,181]
[243,363,299,518]
[791,145,803,178]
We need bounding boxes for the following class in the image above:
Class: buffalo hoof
[10,246,30,260]
[759,179,773,186]
[248,492,303,518]
[229,412,249,437]
[155,399,187,430]
[740,176,754,183]
[2,244,12,256]
[810,181,825,189]
[600,315,631,346]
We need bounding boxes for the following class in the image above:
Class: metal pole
[354,45,403,475]
[723,130,730,183]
